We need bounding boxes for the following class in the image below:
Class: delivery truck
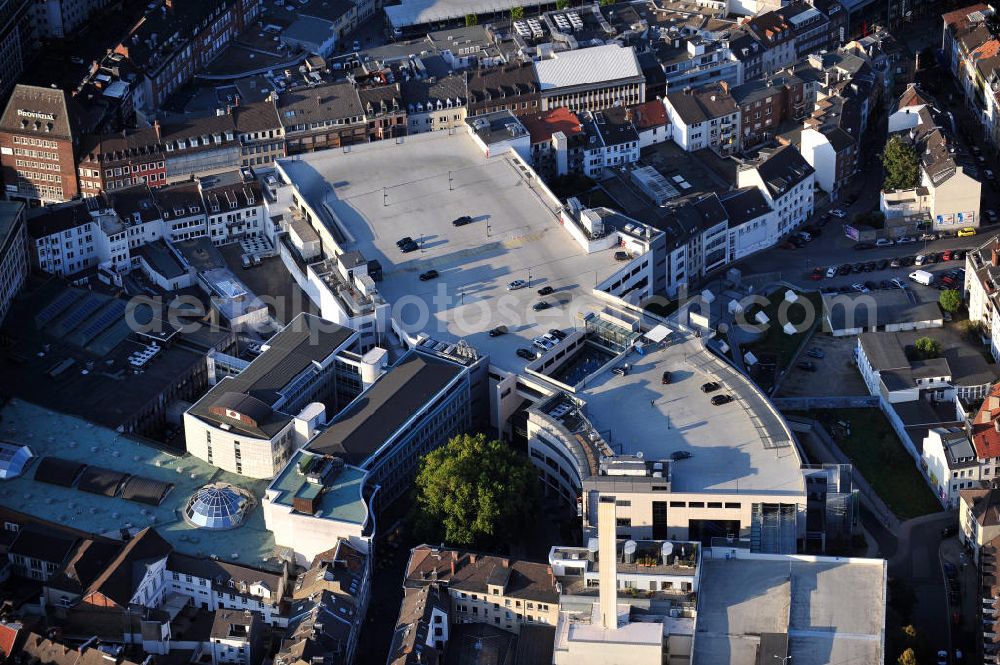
[909,269,934,286]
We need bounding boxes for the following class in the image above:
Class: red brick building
[0,85,81,205]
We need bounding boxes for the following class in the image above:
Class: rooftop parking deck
[0,399,278,569]
[278,131,622,372]
[579,336,803,494]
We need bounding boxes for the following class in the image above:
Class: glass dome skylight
[183,482,254,530]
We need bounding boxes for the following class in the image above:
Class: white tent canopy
[645,325,670,343]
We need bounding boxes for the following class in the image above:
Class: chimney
[719,81,729,94]
[994,243,1000,268]
[597,497,618,631]
[547,565,555,587]
[153,119,161,141]
[469,554,477,564]
[449,560,455,576]
[501,558,509,568]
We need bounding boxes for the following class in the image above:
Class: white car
[532,336,555,351]
[851,283,869,294]
[830,209,847,218]
[875,238,894,247]
[825,266,838,278]
[507,279,527,290]
[896,236,916,244]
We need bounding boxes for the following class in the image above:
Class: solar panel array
[36,290,83,327]
[53,296,103,336]
[78,301,128,346]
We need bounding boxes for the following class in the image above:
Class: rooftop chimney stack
[993,244,999,268]
[598,497,618,631]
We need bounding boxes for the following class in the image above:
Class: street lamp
[527,266,532,288]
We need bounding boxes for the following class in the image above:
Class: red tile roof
[897,84,931,110]
[972,384,1000,458]
[943,4,990,29]
[519,107,582,144]
[0,622,21,658]
[629,100,668,130]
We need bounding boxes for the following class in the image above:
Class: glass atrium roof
[183,482,254,530]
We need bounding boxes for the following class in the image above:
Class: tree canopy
[939,289,962,313]
[914,336,942,359]
[510,6,525,20]
[410,433,540,549]
[882,136,920,191]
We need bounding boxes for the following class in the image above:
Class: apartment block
[736,144,815,236]
[0,200,27,325]
[664,83,739,154]
[881,84,981,231]
[402,545,560,633]
[113,0,260,114]
[731,73,807,149]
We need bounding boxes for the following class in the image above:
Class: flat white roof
[579,335,803,494]
[385,0,551,28]
[533,45,643,91]
[277,131,620,373]
[695,555,887,665]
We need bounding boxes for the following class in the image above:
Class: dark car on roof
[452,215,473,226]
[701,382,720,393]
[711,394,733,406]
[419,270,439,281]
[537,286,554,296]
[533,301,551,311]
[670,451,691,460]
[516,348,536,360]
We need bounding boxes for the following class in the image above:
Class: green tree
[914,336,942,359]
[902,624,917,639]
[410,433,539,549]
[599,0,616,5]
[510,6,525,20]
[465,13,478,26]
[556,0,571,8]
[897,647,918,665]
[882,135,920,191]
[939,289,962,313]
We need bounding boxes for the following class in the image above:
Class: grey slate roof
[307,351,464,465]
[187,313,354,438]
